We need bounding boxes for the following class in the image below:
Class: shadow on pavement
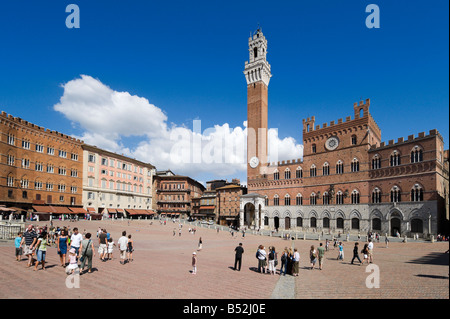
[406,252,449,266]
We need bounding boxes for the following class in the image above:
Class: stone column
[239,208,244,228]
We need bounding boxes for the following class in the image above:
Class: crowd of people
[14,223,135,275]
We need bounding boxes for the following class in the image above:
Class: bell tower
[244,28,272,180]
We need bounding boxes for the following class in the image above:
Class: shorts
[120,250,127,259]
[98,244,107,254]
[107,249,113,254]
[15,247,23,256]
[37,250,46,262]
[364,254,368,259]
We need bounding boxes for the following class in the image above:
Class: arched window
[336,160,344,174]
[411,146,423,163]
[322,192,330,205]
[351,190,360,204]
[284,168,291,180]
[323,162,330,176]
[372,188,381,203]
[411,219,423,233]
[273,170,279,180]
[390,186,401,203]
[297,217,303,227]
[296,194,303,206]
[310,164,317,177]
[372,218,382,231]
[310,193,317,205]
[351,135,357,145]
[390,151,401,166]
[264,216,269,226]
[264,196,269,206]
[273,194,279,206]
[351,158,360,172]
[253,47,258,58]
[336,191,344,205]
[296,167,303,178]
[284,194,291,206]
[411,184,424,202]
[372,154,381,170]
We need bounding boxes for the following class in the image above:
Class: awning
[87,207,96,213]
[108,208,117,213]
[68,207,88,214]
[51,206,72,214]
[32,206,55,213]
[0,207,17,212]
[200,206,215,210]
[126,209,152,215]
[116,209,124,213]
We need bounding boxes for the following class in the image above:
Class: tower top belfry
[244,28,272,87]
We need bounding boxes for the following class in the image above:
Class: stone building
[240,29,449,237]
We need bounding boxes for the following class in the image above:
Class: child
[126,235,134,262]
[192,252,197,275]
[107,237,116,260]
[66,248,79,275]
[15,232,23,261]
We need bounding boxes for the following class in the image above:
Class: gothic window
[390,151,401,166]
[296,194,303,206]
[310,164,317,177]
[351,158,360,172]
[411,146,423,163]
[336,160,344,174]
[372,218,382,231]
[336,217,344,229]
[253,47,258,58]
[274,170,280,180]
[265,196,269,206]
[351,135,357,145]
[284,168,291,180]
[351,190,360,204]
[390,186,401,203]
[312,144,317,153]
[273,195,279,206]
[297,217,303,227]
[323,162,330,176]
[310,193,317,205]
[372,155,381,169]
[323,217,330,228]
[410,184,424,202]
[296,167,303,178]
[336,191,344,205]
[310,217,317,228]
[284,194,291,206]
[372,188,381,203]
[322,192,330,205]
[351,218,360,230]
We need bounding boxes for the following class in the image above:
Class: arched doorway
[336,217,344,229]
[323,217,330,228]
[390,211,402,236]
[274,216,280,230]
[285,217,291,230]
[244,203,255,227]
[372,218,381,231]
[310,217,317,228]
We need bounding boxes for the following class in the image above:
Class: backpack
[281,253,287,263]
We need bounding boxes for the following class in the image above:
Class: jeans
[234,257,242,271]
[280,261,287,275]
[351,255,362,264]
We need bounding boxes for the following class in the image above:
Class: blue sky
[0,0,448,184]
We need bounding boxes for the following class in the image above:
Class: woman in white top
[257,245,267,274]
[293,248,300,276]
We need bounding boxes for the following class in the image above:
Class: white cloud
[54,75,303,181]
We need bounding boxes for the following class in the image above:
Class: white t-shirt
[258,249,267,260]
[118,236,128,251]
[71,233,83,248]
[368,242,374,250]
[294,252,300,261]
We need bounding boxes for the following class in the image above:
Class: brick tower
[244,28,272,180]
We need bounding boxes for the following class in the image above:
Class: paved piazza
[0,219,448,299]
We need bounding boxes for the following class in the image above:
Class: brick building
[82,144,156,219]
[241,29,449,237]
[0,111,84,219]
[216,180,247,227]
[153,172,205,219]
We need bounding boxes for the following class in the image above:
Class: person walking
[367,239,374,263]
[361,243,369,265]
[198,237,203,251]
[351,242,362,265]
[15,232,23,262]
[126,234,134,262]
[309,245,317,270]
[234,243,244,271]
[192,252,197,275]
[79,233,95,274]
[118,231,128,265]
[70,227,83,258]
[385,235,389,248]
[317,243,325,270]
[20,225,37,268]
[256,245,267,274]
[337,242,344,260]
[65,248,79,275]
[34,231,48,271]
[292,248,300,276]
[56,229,69,267]
[98,229,108,262]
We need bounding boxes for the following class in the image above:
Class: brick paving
[0,219,448,299]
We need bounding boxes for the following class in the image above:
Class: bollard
[431,235,435,243]
[404,235,407,243]
[318,235,321,241]
[303,233,306,240]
